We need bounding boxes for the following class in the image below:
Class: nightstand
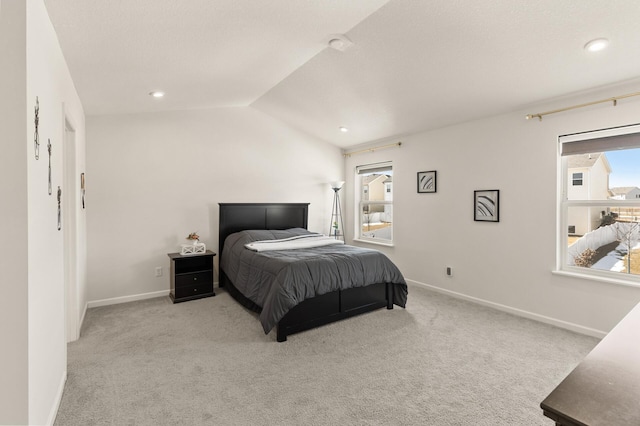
[168,250,215,303]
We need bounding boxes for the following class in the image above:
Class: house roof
[610,187,640,195]
[567,153,603,169]
[362,174,389,185]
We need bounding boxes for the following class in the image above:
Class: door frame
[63,110,79,343]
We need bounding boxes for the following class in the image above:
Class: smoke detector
[327,34,353,52]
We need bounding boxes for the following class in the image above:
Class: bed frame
[218,203,395,342]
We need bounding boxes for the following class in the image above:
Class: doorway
[63,117,78,342]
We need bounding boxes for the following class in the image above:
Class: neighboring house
[361,174,393,239]
[383,176,392,201]
[383,176,393,222]
[567,153,612,235]
[610,186,640,200]
[362,174,389,214]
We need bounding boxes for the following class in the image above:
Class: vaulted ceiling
[45,0,640,147]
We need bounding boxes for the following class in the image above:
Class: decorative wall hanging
[474,190,500,222]
[417,171,437,193]
[81,173,86,209]
[57,186,62,230]
[34,97,40,160]
[47,139,52,195]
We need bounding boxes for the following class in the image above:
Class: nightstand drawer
[174,284,212,299]
[175,271,212,288]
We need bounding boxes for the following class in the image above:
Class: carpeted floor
[54,284,598,425]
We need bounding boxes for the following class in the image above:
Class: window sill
[552,269,640,289]
[352,238,394,248]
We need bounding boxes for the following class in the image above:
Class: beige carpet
[54,284,598,425]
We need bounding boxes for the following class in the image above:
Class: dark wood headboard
[218,203,309,258]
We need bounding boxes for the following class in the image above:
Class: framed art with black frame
[474,189,499,222]
[417,171,437,193]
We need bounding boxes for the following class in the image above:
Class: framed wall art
[417,170,437,193]
[474,189,499,222]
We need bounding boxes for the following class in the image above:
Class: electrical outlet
[155,266,162,277]
[446,266,452,276]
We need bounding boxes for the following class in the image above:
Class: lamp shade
[330,181,345,190]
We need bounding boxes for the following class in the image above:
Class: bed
[218,203,407,342]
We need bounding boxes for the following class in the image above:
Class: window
[559,124,640,284]
[356,162,393,244]
[572,172,583,186]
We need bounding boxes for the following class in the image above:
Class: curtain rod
[343,142,402,157]
[525,91,640,121]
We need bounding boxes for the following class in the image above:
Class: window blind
[560,124,640,156]
[356,161,392,175]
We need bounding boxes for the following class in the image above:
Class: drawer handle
[193,288,198,292]
[193,277,198,281]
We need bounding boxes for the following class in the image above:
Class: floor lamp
[330,181,345,240]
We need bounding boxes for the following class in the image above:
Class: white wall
[86,108,343,302]
[344,80,640,337]
[0,1,29,424]
[1,1,86,424]
[27,0,87,423]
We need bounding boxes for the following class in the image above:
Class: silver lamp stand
[329,182,345,240]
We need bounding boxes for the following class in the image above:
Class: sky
[606,149,640,188]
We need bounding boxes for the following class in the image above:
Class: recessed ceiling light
[149,91,165,98]
[584,38,609,52]
[339,126,349,133]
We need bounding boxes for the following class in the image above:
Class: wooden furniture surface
[540,302,640,426]
[168,250,215,303]
[218,203,310,255]
[218,203,396,342]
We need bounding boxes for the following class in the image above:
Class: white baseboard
[87,290,170,309]
[406,279,607,339]
[47,370,66,426]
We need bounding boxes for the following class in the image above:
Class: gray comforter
[220,228,408,334]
